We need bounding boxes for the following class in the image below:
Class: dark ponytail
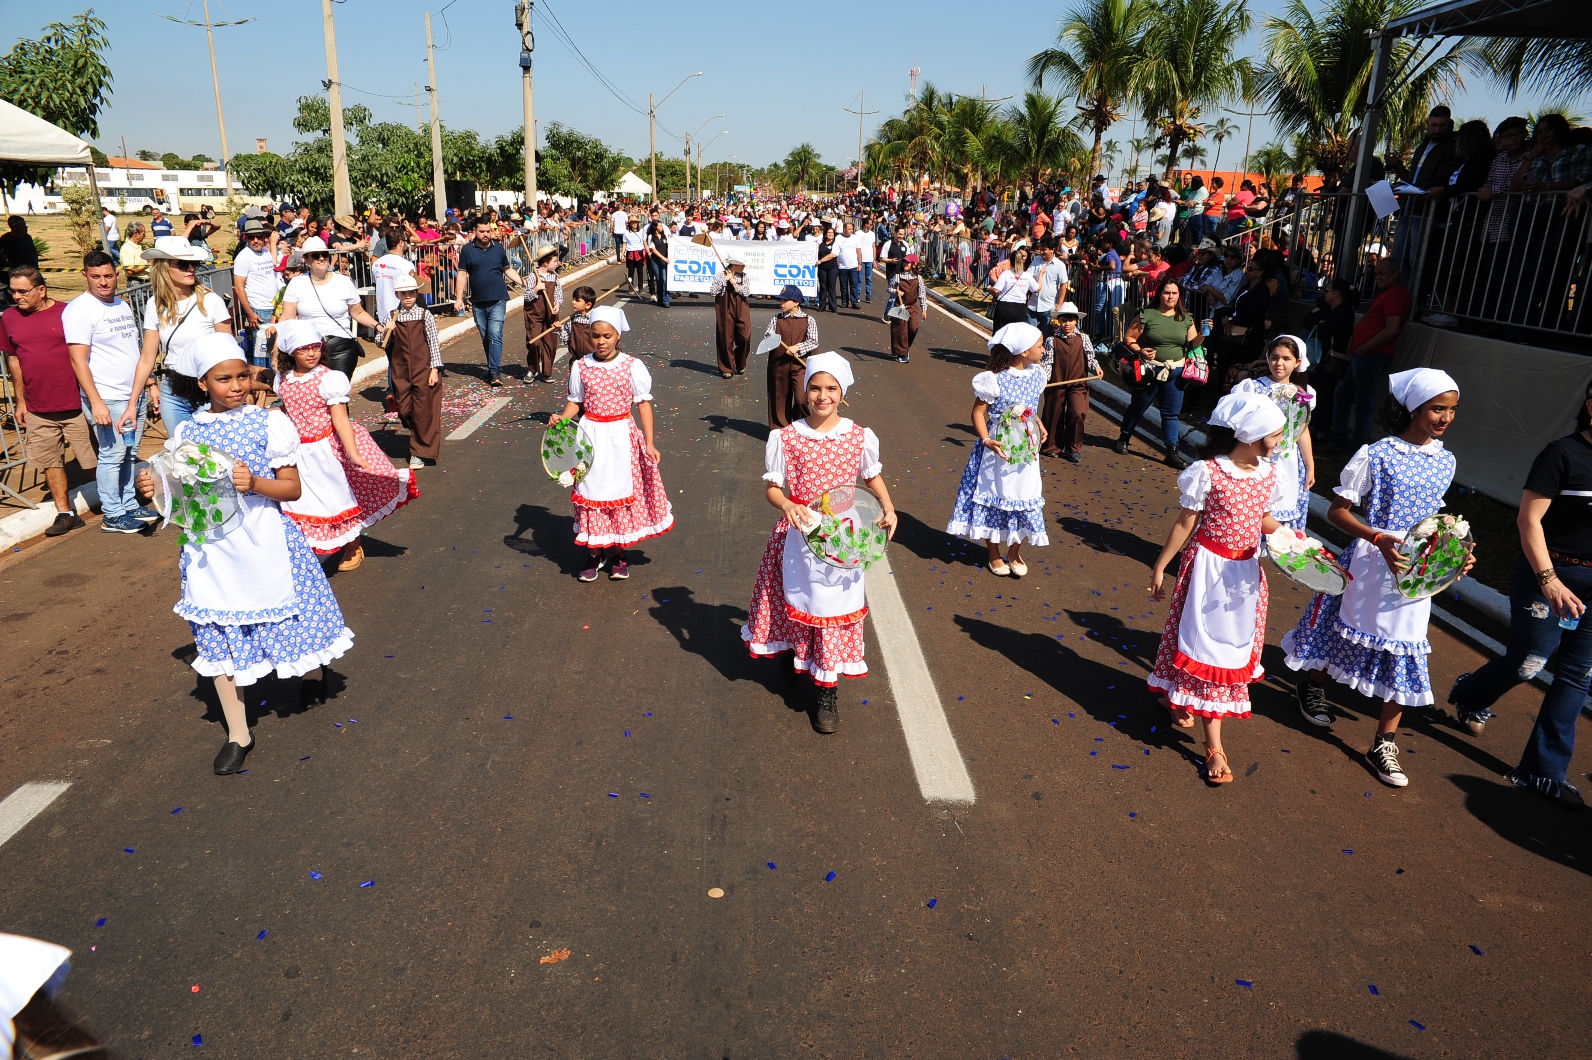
[1379,394,1414,435]
[1198,425,1239,459]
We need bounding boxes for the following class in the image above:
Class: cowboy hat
[534,243,560,263]
[393,275,421,292]
[143,236,212,262]
[1055,301,1081,318]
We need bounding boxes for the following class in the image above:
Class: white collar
[791,417,855,439]
[1385,435,1446,455]
[582,352,628,367]
[1214,454,1272,479]
[192,403,254,423]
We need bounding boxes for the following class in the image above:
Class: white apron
[781,507,867,623]
[1176,545,1264,674]
[1337,531,1432,646]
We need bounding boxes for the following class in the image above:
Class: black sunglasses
[169,260,200,270]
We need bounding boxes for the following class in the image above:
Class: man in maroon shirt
[1328,256,1411,452]
[1,266,95,535]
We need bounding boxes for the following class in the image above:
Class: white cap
[1210,391,1287,443]
[802,351,853,395]
[589,305,630,333]
[1388,367,1459,411]
[1270,333,1310,371]
[275,319,324,353]
[186,332,250,380]
[989,322,1043,356]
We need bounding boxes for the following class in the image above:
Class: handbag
[1181,349,1210,386]
[1112,342,1153,390]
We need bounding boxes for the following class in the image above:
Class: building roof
[1386,0,1592,38]
[105,156,161,169]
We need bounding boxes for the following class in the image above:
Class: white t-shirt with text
[62,291,141,400]
[835,235,860,270]
[371,253,417,321]
[232,245,283,310]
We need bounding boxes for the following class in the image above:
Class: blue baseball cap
[778,285,804,305]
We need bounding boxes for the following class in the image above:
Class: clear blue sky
[8,0,1574,179]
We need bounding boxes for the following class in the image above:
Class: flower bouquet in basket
[1395,514,1472,600]
[149,438,241,546]
[804,485,889,571]
[541,418,594,488]
[993,406,1039,466]
[1265,528,1350,595]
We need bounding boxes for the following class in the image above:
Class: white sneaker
[1368,736,1409,787]
[408,455,425,470]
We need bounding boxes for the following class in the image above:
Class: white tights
[213,668,324,746]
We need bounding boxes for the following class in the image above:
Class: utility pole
[425,12,448,224]
[160,0,254,199]
[843,91,878,191]
[320,0,352,216]
[649,72,701,205]
[516,2,537,209]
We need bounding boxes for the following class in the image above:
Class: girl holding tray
[1283,368,1471,788]
[548,305,673,583]
[743,352,899,734]
[136,334,352,776]
[946,322,1049,577]
[1147,392,1287,785]
[273,320,418,571]
[1231,334,1316,530]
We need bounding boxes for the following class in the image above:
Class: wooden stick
[522,281,628,348]
[1044,372,1105,389]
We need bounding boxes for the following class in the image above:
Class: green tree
[1480,38,1592,103]
[874,84,953,185]
[782,143,821,193]
[0,10,112,198]
[136,148,159,162]
[1130,0,1253,180]
[1249,142,1296,185]
[1005,92,1087,186]
[1208,116,1238,173]
[1027,0,1148,183]
[541,123,627,196]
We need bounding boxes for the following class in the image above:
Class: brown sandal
[1160,695,1195,729]
[1203,747,1234,785]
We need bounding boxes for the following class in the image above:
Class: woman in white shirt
[988,245,1038,329]
[136,236,233,435]
[279,236,381,378]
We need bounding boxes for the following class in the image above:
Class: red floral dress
[742,419,881,686]
[276,365,417,553]
[1147,457,1277,717]
[569,354,674,548]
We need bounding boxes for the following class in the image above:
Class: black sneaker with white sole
[1296,676,1331,727]
[1368,734,1409,787]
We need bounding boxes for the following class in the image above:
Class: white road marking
[447,396,513,441]
[0,781,71,849]
[867,552,976,804]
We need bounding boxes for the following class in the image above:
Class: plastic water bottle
[1200,318,1212,337]
[1561,613,1581,631]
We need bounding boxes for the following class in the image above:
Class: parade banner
[666,238,818,298]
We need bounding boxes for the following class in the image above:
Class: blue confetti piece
[334,722,342,728]
[309,871,322,880]
[95,917,106,927]
[359,880,374,888]
[767,862,777,870]
[607,792,619,798]
[1052,718,1059,725]
[483,618,492,623]
[1368,984,1379,995]
[958,696,965,701]
[1342,849,1355,855]
[696,569,703,573]
[1089,751,1098,756]
[123,848,135,854]
[643,712,653,717]
[1281,749,1291,753]
[504,714,514,720]
[624,730,631,737]
[237,769,248,774]
[1128,812,1137,818]
[192,1033,203,1047]
[1409,1021,1426,1031]
[384,654,395,659]
[1235,979,1253,989]
[1365,792,1373,797]
[1094,737,1105,742]
[639,793,650,798]
[171,807,183,814]
[256,930,268,940]
[861,700,869,705]
[1396,868,1405,874]
[1112,764,1129,770]
[927,898,937,909]
[825,871,836,882]
[300,755,311,761]
[1068,712,1075,718]
[348,718,358,724]
[1469,945,1484,955]
[1143,749,1150,755]
[1150,725,1157,733]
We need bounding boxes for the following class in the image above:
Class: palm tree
[1028,0,1149,183]
[1100,138,1121,182]
[1129,0,1253,180]
[1005,92,1086,186]
[1481,38,1592,102]
[1208,116,1238,175]
[1249,142,1295,186]
[944,94,1002,195]
[782,143,820,193]
[1128,134,1157,178]
[874,83,951,185]
[1180,142,1208,167]
[1260,0,1471,185]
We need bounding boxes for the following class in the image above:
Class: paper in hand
[1366,180,1400,219]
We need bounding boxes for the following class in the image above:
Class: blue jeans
[1119,367,1188,449]
[243,305,275,367]
[650,258,671,307]
[472,300,506,379]
[85,394,147,519]
[861,265,873,300]
[1450,559,1592,795]
[1330,354,1392,448]
[157,373,195,438]
[843,269,862,306]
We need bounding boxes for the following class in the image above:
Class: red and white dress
[742,418,883,686]
[1147,456,1281,717]
[568,353,674,548]
[276,365,418,554]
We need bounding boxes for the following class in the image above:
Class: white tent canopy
[614,170,653,195]
[0,98,92,165]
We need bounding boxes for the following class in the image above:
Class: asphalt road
[2,261,1588,1058]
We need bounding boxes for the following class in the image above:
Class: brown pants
[767,354,805,429]
[525,315,557,378]
[1041,384,1089,455]
[392,360,442,459]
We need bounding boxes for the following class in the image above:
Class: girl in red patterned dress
[742,352,899,734]
[1147,392,1287,784]
[547,306,673,582]
[273,320,418,571]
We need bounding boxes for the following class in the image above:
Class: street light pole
[516,2,537,209]
[425,12,448,224]
[159,2,255,200]
[684,115,723,203]
[843,91,878,191]
[320,0,352,217]
[697,130,727,201]
[649,72,701,205]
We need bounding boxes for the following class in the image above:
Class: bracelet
[1537,567,1559,587]
[1371,532,1386,548]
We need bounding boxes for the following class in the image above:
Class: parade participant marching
[711,251,752,379]
[743,352,898,734]
[548,306,673,582]
[761,284,819,429]
[524,244,562,382]
[1147,392,1287,785]
[947,322,1050,577]
[559,285,599,361]
[384,275,443,469]
[273,320,418,570]
[136,333,353,775]
[1039,302,1100,463]
[887,253,928,364]
[1231,334,1316,530]
[1283,368,1471,787]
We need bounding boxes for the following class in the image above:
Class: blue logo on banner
[673,257,718,278]
[772,263,817,282]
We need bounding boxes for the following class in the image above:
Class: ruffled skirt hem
[190,627,354,688]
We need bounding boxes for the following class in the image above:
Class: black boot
[1112,433,1130,455]
[814,686,839,734]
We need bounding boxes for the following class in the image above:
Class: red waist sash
[584,410,631,423]
[1196,533,1256,560]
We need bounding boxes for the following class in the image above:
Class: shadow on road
[700,414,768,441]
[645,586,816,718]
[841,344,892,363]
[1296,1030,1411,1059]
[1450,773,1592,877]
[669,358,723,375]
[503,504,567,569]
[1055,515,1160,566]
[927,345,985,368]
[889,509,960,563]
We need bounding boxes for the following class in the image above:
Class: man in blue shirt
[454,217,523,387]
[149,206,174,239]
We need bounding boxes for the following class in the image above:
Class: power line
[536,0,655,124]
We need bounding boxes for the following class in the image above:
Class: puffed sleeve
[970,371,1001,403]
[1230,377,1263,397]
[1335,444,1373,505]
[860,427,883,480]
[628,357,654,403]
[1177,460,1213,510]
[763,429,786,487]
[318,369,352,405]
[264,409,302,468]
[567,359,584,403]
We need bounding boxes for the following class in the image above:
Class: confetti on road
[1111,764,1129,770]
[359,880,375,888]
[504,715,514,720]
[708,887,725,899]
[825,871,836,882]
[1342,849,1355,855]
[123,848,134,854]
[1235,980,1254,989]
[607,793,619,798]
[192,985,201,993]
[926,898,937,909]
[767,862,777,870]
[639,792,650,798]
[539,948,572,965]
[1409,1021,1426,1031]
[1368,984,1379,995]
[300,756,311,761]
[1470,945,1484,955]
[95,918,106,927]
[1128,812,1137,818]
[192,1033,203,1047]
[256,930,268,940]
[309,872,322,880]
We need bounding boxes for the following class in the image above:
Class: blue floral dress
[1231,376,1315,529]
[173,405,354,686]
[947,365,1049,546]
[1281,436,1455,705]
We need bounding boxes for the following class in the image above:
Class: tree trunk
[1163,129,1182,181]
[1089,125,1104,186]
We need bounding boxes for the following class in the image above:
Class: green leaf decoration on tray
[994,406,1039,466]
[1395,515,1472,600]
[150,439,242,546]
[542,418,595,487]
[805,490,888,571]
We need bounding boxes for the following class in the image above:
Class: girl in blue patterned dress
[1231,334,1316,530]
[946,322,1049,577]
[139,334,353,776]
[1283,368,1473,788]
